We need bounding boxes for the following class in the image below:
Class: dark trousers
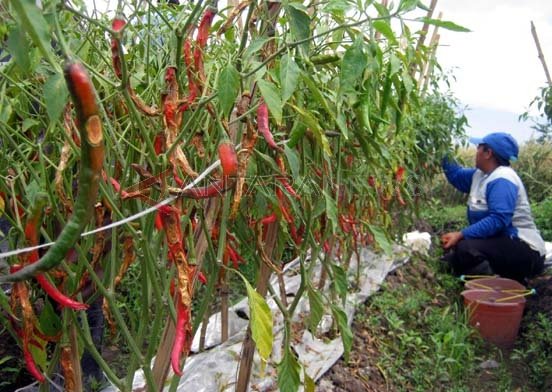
[446,236,544,283]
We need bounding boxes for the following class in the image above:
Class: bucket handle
[495,289,536,303]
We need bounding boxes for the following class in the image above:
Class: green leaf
[418,17,471,32]
[257,79,283,125]
[287,6,311,51]
[330,304,353,361]
[372,20,397,45]
[241,276,273,361]
[367,224,393,254]
[39,299,62,336]
[217,64,240,118]
[22,118,39,132]
[289,104,331,156]
[278,345,301,392]
[7,26,30,72]
[283,145,301,180]
[304,369,316,392]
[44,72,68,122]
[280,55,301,103]
[398,0,418,13]
[339,39,367,94]
[9,0,60,72]
[323,189,338,233]
[287,120,307,148]
[330,263,348,300]
[244,37,270,59]
[307,285,324,333]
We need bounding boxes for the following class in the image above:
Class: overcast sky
[433,0,552,142]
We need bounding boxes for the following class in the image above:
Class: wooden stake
[530,21,552,86]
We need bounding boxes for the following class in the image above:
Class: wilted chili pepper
[256,101,282,151]
[158,206,193,376]
[10,269,45,383]
[275,155,299,200]
[110,18,126,79]
[0,62,104,284]
[193,7,216,84]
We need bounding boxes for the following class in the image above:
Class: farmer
[440,132,546,283]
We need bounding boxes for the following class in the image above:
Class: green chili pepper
[0,61,104,283]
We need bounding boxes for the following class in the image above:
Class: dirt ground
[316,258,552,392]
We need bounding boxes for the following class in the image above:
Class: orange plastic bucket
[461,289,526,348]
[464,277,526,292]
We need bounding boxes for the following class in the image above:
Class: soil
[316,254,552,392]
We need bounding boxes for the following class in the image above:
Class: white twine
[0,158,221,260]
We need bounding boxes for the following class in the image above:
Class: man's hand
[441,231,463,250]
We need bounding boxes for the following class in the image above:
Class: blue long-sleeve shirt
[442,158,518,239]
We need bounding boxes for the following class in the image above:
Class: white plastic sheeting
[101,245,409,392]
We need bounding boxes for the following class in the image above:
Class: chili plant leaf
[372,20,397,46]
[339,38,367,96]
[9,0,60,72]
[289,104,331,156]
[367,224,393,254]
[307,285,324,333]
[330,304,353,361]
[244,37,271,59]
[330,263,348,301]
[279,54,301,103]
[286,5,311,53]
[398,0,418,13]
[283,145,300,180]
[323,189,338,233]
[44,72,68,122]
[38,299,62,337]
[7,26,31,73]
[217,63,240,118]
[418,17,471,32]
[243,277,273,361]
[287,120,307,148]
[257,79,283,125]
[277,345,301,392]
[304,368,316,392]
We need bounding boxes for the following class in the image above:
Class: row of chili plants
[0,0,466,390]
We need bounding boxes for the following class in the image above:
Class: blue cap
[469,132,519,163]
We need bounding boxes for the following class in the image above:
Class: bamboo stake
[530,21,552,86]
[415,0,438,53]
[411,0,438,78]
[421,34,440,93]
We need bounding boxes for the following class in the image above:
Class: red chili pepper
[171,296,190,376]
[256,102,281,151]
[153,132,166,155]
[368,175,376,188]
[23,344,46,383]
[218,141,238,177]
[395,166,405,182]
[259,213,277,226]
[35,275,88,310]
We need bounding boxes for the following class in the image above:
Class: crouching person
[440,132,546,283]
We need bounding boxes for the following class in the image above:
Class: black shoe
[464,260,494,276]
